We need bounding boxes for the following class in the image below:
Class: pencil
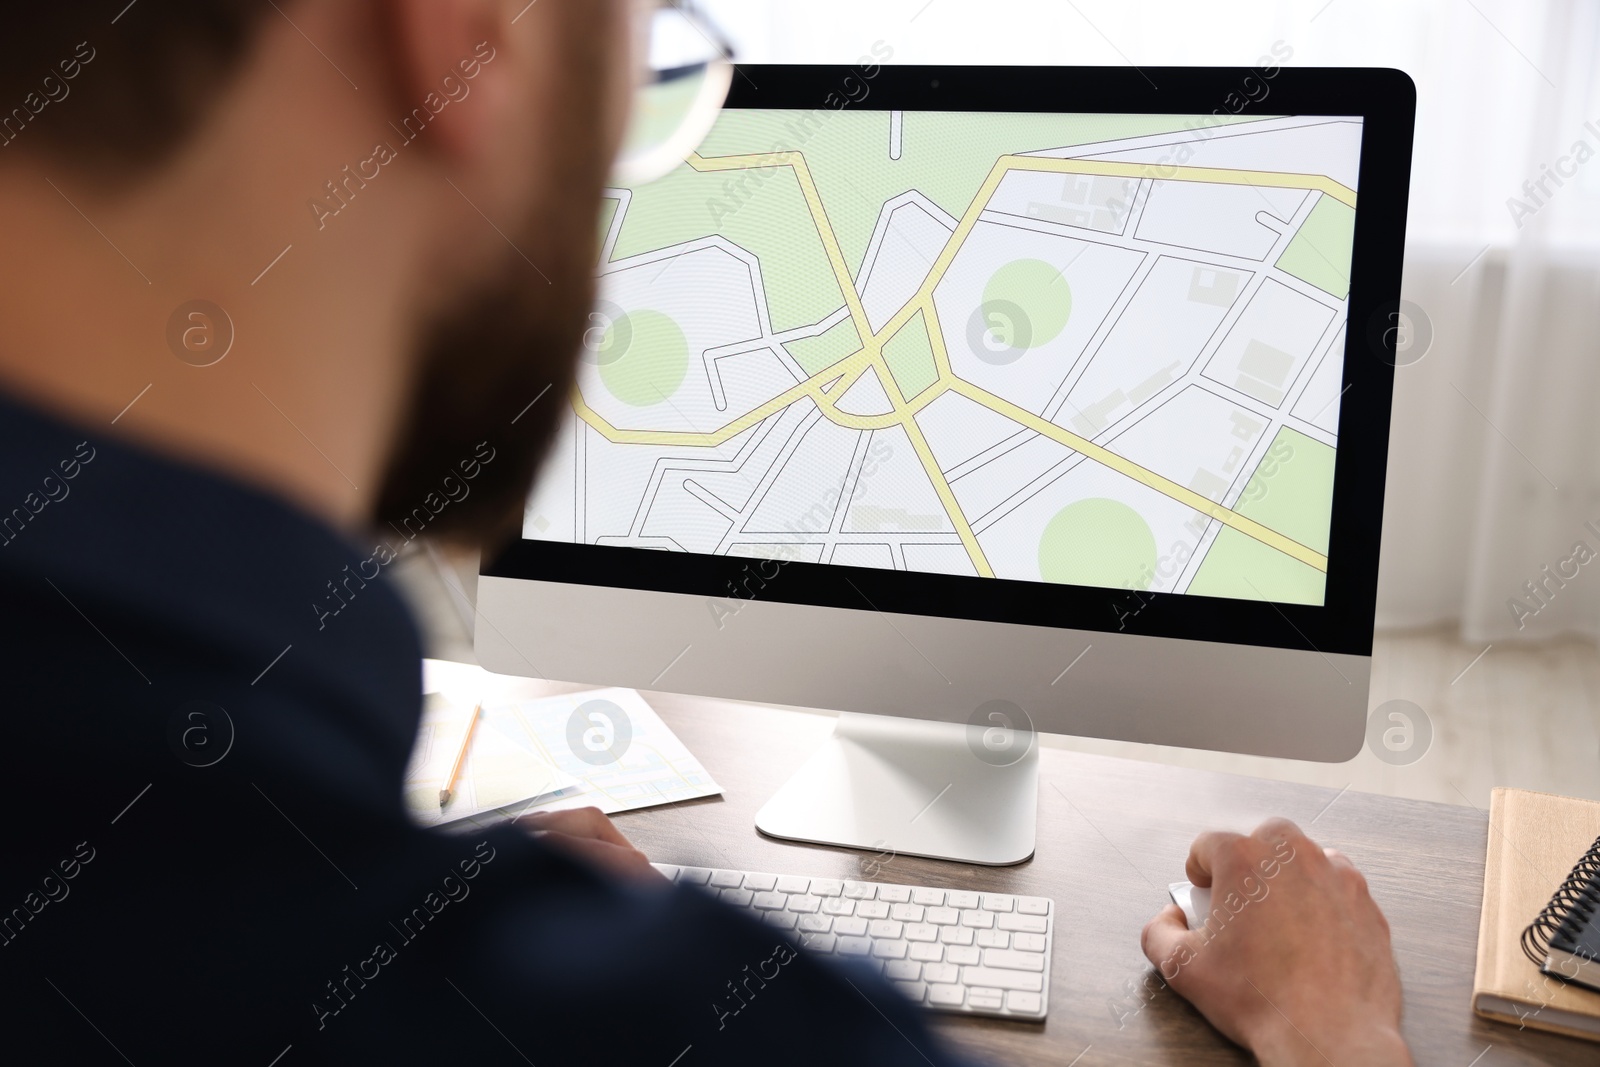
[438,701,482,811]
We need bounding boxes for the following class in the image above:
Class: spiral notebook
[1524,827,1600,993]
[1473,788,1600,1041]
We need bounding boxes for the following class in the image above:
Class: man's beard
[373,27,617,554]
[371,238,594,554]
[371,188,599,552]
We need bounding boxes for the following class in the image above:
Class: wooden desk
[608,692,1591,1067]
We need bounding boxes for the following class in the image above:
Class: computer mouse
[1168,880,1212,931]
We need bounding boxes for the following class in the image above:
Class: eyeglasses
[614,1,736,186]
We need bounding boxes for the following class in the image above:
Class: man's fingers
[518,808,659,881]
[1185,830,1242,888]
[537,835,665,884]
[1252,817,1310,854]
[1141,903,1193,977]
[518,807,633,849]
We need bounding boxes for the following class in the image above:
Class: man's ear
[385,0,509,160]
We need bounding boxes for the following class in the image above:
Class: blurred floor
[392,550,1600,811]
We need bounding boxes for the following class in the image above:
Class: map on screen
[524,111,1362,607]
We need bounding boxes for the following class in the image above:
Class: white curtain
[700,0,1600,642]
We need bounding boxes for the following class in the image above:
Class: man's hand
[1140,818,1413,1067]
[517,807,666,885]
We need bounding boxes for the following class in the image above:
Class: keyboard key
[946,945,981,966]
[960,910,995,929]
[1017,897,1050,916]
[752,891,787,911]
[884,959,922,981]
[890,903,924,923]
[867,919,904,940]
[920,962,958,984]
[842,881,876,900]
[742,873,777,892]
[1012,932,1047,953]
[787,895,822,914]
[833,917,868,937]
[981,894,1014,912]
[908,943,943,962]
[965,988,1005,1011]
[911,888,945,906]
[708,870,744,888]
[938,926,975,946]
[997,914,1046,933]
[904,923,938,943]
[821,898,855,916]
[810,879,844,897]
[1006,991,1043,1014]
[801,932,836,954]
[961,967,1043,993]
[984,948,1045,972]
[677,867,712,886]
[797,914,832,933]
[837,936,873,957]
[976,929,1010,949]
[654,864,680,880]
[763,912,799,930]
[927,983,965,1007]
[878,885,912,903]
[872,939,908,960]
[925,906,960,926]
[720,888,753,907]
[856,901,890,920]
[894,980,928,1004]
[945,891,980,909]
[776,876,810,894]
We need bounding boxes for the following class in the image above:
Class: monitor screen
[524,109,1361,612]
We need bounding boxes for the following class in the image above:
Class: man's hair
[0,3,272,168]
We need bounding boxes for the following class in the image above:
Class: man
[0,2,1413,1063]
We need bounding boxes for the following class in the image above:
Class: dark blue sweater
[0,389,973,1066]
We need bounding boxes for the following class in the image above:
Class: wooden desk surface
[450,666,1592,1067]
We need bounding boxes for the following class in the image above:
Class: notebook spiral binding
[1522,834,1600,969]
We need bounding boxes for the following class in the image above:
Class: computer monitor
[478,65,1416,864]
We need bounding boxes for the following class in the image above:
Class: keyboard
[655,864,1053,1021]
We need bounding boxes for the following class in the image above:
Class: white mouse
[1168,881,1212,931]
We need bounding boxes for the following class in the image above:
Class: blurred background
[404,0,1600,807]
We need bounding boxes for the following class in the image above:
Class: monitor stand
[754,712,1039,866]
